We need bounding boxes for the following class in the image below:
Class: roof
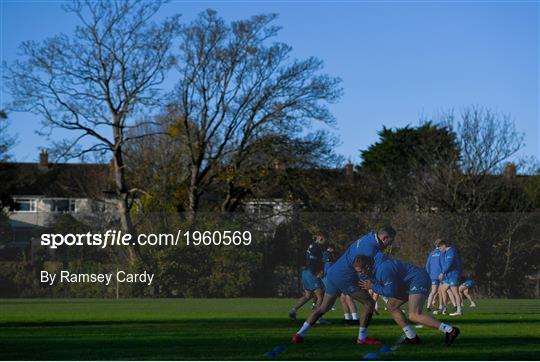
[1,162,113,198]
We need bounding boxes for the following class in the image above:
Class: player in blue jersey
[437,240,463,316]
[356,255,461,347]
[459,277,477,307]
[288,232,328,320]
[425,239,443,312]
[291,226,396,345]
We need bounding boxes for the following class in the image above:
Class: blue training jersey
[327,231,383,283]
[425,247,443,280]
[371,254,426,298]
[441,246,462,276]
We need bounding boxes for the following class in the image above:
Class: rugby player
[356,255,461,346]
[425,239,443,312]
[288,233,328,320]
[291,227,396,345]
[437,240,463,316]
[459,277,477,307]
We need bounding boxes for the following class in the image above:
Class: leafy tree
[358,122,460,210]
[360,122,459,174]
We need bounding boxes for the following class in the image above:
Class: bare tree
[410,106,534,295]
[169,10,342,219]
[3,0,181,262]
[414,106,525,213]
[0,111,16,162]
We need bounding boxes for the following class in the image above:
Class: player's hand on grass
[359,279,372,290]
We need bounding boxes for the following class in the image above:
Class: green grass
[1,298,539,360]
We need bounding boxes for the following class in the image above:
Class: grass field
[1,298,539,360]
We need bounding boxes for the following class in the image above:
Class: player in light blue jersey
[356,254,461,347]
[291,226,396,345]
[437,240,463,316]
[425,239,443,312]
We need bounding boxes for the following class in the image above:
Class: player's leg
[447,288,457,308]
[346,295,359,323]
[426,283,438,311]
[449,286,462,316]
[290,290,313,319]
[314,288,324,308]
[292,292,339,342]
[340,293,351,322]
[436,283,449,314]
[314,288,331,324]
[463,287,476,306]
[385,297,408,327]
[292,273,339,342]
[350,289,380,344]
[408,294,443,329]
[407,294,461,346]
[458,285,466,303]
[383,296,420,344]
[433,290,440,308]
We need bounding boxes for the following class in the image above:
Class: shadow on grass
[1,317,539,360]
[1,316,539,328]
[1,332,539,360]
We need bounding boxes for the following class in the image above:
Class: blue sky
[1,0,538,164]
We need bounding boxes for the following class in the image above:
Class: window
[13,198,37,212]
[50,199,76,213]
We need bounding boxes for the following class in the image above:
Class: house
[1,151,116,248]
[1,150,358,248]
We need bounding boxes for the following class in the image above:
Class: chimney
[345,161,354,177]
[39,150,49,169]
[503,163,516,180]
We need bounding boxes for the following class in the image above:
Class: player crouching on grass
[355,254,461,347]
[459,277,477,307]
[291,227,397,345]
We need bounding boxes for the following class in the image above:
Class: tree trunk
[221,183,235,212]
[112,138,139,265]
[187,166,200,224]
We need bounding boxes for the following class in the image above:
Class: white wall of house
[7,196,117,232]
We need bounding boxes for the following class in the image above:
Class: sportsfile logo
[40,230,253,249]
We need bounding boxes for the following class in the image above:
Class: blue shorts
[443,273,460,287]
[322,276,341,295]
[462,280,474,288]
[408,272,431,296]
[431,279,440,286]
[302,269,323,291]
[324,274,361,296]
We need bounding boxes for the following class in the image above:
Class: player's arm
[361,269,398,298]
[441,249,455,275]
[355,237,380,258]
